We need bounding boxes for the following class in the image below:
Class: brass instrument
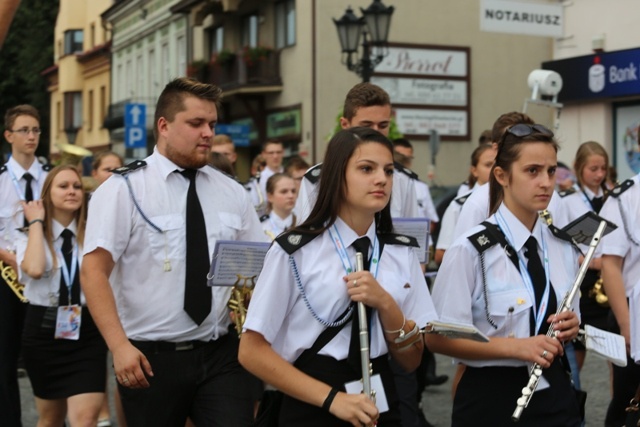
[512,220,608,422]
[355,252,375,402]
[227,274,256,335]
[0,260,28,303]
[56,142,96,192]
[589,277,609,307]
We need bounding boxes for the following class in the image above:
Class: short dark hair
[4,104,40,130]
[343,83,390,121]
[478,129,492,145]
[296,127,394,235]
[262,139,284,151]
[153,77,222,140]
[393,138,413,150]
[284,155,310,175]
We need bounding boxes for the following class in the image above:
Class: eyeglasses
[9,127,42,136]
[504,124,553,139]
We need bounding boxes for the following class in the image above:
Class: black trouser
[120,333,254,427]
[453,362,580,427]
[0,277,27,427]
[279,354,401,427]
[606,311,640,427]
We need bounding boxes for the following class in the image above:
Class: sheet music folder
[584,325,627,367]
[207,240,270,287]
[560,210,617,245]
[423,321,490,343]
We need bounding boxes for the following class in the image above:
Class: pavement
[19,349,613,426]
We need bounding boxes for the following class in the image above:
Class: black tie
[348,236,372,372]
[590,196,604,213]
[59,229,80,306]
[23,173,34,227]
[180,169,211,325]
[524,236,546,333]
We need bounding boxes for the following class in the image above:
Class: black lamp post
[333,0,394,82]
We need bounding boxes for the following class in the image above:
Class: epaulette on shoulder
[455,194,470,206]
[259,214,269,223]
[609,179,634,198]
[112,160,147,175]
[558,187,576,198]
[304,163,322,184]
[394,162,419,180]
[41,163,53,172]
[467,227,500,254]
[378,233,419,248]
[546,223,577,249]
[275,229,321,255]
[0,165,6,175]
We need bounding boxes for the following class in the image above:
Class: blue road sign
[215,124,250,147]
[125,103,147,149]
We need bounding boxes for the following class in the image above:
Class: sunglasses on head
[504,123,554,139]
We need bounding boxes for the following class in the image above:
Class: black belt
[130,334,228,353]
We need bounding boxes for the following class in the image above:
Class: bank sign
[543,48,640,103]
[480,0,563,38]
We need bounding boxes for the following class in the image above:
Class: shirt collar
[7,156,40,180]
[581,185,603,199]
[270,212,294,229]
[334,216,376,250]
[52,219,78,241]
[497,203,544,253]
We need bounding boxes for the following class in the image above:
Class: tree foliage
[0,0,59,160]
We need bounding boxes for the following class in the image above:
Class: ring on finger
[122,377,129,383]
[353,279,358,287]
[541,350,548,359]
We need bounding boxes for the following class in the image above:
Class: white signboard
[372,76,467,106]
[376,47,467,77]
[480,0,564,38]
[395,108,468,137]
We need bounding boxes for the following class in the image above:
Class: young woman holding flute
[239,127,438,427]
[425,124,582,426]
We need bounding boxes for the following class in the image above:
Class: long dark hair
[489,125,559,214]
[467,143,495,189]
[295,127,394,235]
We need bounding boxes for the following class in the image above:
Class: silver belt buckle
[175,342,194,351]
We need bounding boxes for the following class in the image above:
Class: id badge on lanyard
[54,242,81,340]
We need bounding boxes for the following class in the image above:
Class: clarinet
[512,220,608,421]
[355,253,375,402]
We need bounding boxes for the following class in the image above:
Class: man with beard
[81,78,266,426]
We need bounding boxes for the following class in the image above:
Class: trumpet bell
[56,142,92,167]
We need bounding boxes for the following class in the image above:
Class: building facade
[44,0,112,160]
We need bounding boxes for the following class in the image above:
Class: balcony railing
[204,49,282,93]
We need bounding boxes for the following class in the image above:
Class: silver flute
[356,253,375,402]
[512,220,608,421]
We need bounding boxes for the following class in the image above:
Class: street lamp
[333,0,394,82]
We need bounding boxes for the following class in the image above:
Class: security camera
[527,69,563,99]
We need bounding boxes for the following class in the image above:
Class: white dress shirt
[436,190,472,251]
[244,217,438,363]
[17,220,84,306]
[432,204,579,368]
[0,157,48,251]
[83,148,268,342]
[415,180,438,222]
[261,211,295,241]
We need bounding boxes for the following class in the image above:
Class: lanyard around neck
[495,210,550,335]
[56,240,78,305]
[328,224,380,278]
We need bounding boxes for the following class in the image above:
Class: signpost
[125,103,147,149]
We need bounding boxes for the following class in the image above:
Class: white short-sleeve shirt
[244,217,438,363]
[432,204,579,368]
[83,148,268,342]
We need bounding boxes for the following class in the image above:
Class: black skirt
[22,304,108,399]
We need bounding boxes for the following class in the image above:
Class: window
[125,58,133,97]
[177,35,186,76]
[100,86,106,126]
[63,30,83,54]
[208,26,224,56]
[56,101,61,136]
[63,92,82,131]
[149,49,157,97]
[275,0,295,48]
[242,14,258,48]
[90,23,95,49]
[137,54,144,97]
[161,42,170,86]
[88,89,94,131]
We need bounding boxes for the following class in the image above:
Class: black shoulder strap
[304,163,322,184]
[609,178,633,198]
[293,305,352,369]
[394,162,419,180]
[479,221,520,272]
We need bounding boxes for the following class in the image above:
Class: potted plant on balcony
[211,49,236,68]
[187,59,208,81]
[242,45,273,67]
